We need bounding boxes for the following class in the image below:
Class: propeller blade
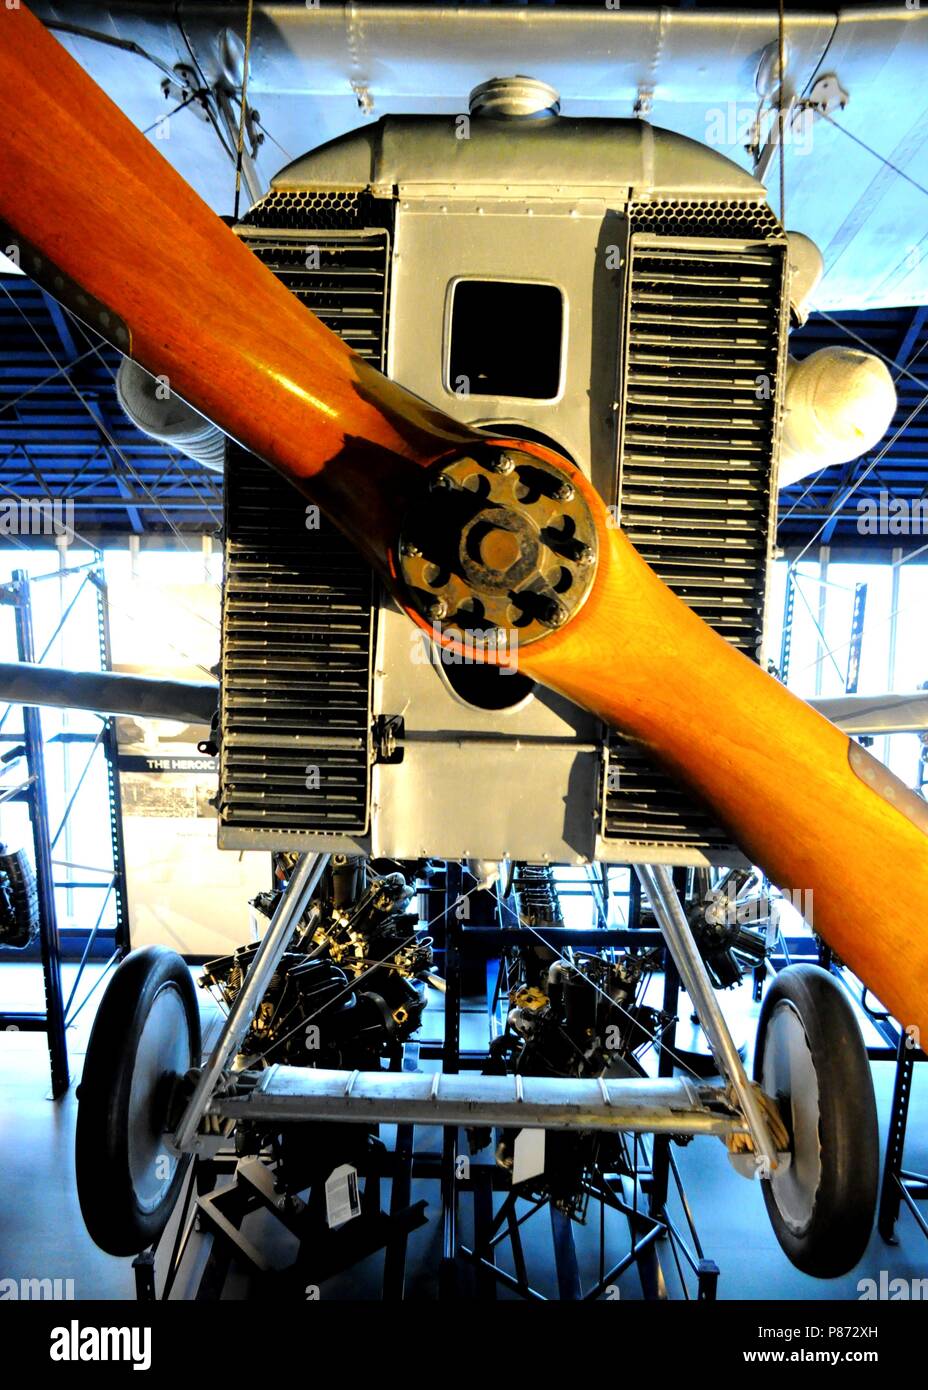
[0,4,474,574]
[2,7,926,1039]
[519,522,928,1040]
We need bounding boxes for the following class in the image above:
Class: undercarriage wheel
[754,963,878,1278]
[76,945,200,1256]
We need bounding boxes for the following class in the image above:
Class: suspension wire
[172,2,238,164]
[893,538,928,569]
[82,339,223,561]
[219,861,745,1099]
[45,20,181,84]
[790,569,847,686]
[252,117,293,165]
[0,472,221,640]
[1,285,211,559]
[788,386,928,570]
[0,492,219,681]
[767,9,927,686]
[793,589,925,683]
[806,306,928,392]
[236,877,488,1065]
[46,17,236,163]
[232,0,256,223]
[0,346,102,417]
[83,339,224,538]
[778,470,831,526]
[0,483,220,680]
[777,334,928,537]
[142,89,200,138]
[494,892,707,1084]
[179,466,224,531]
[777,54,928,537]
[780,102,928,554]
[816,109,928,204]
[777,0,787,226]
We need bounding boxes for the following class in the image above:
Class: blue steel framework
[0,277,222,539]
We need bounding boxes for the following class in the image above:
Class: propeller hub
[474,517,525,574]
[397,445,598,646]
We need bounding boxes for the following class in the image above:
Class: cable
[778,334,928,528]
[172,4,238,165]
[806,306,928,393]
[233,0,256,222]
[45,21,179,84]
[790,571,847,686]
[817,109,928,204]
[495,890,706,1083]
[788,386,928,569]
[0,346,102,418]
[777,0,787,226]
[1,283,216,562]
[142,90,200,138]
[252,117,293,166]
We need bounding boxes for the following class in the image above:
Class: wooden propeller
[2,6,927,1040]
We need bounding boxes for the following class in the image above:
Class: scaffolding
[0,555,129,1094]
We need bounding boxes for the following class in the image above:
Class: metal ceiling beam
[896,304,928,371]
[39,290,80,365]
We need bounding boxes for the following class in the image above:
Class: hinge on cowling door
[373,714,405,764]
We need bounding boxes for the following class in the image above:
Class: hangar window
[448,280,563,400]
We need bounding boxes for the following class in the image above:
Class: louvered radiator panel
[235,228,389,369]
[220,450,374,835]
[220,192,389,845]
[603,231,785,852]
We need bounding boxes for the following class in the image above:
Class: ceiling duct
[116,358,225,471]
[779,346,897,489]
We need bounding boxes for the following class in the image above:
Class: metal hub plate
[398,446,598,646]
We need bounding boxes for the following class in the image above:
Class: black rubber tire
[0,848,39,949]
[76,945,200,1256]
[754,963,878,1278]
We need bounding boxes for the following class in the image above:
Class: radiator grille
[220,448,374,837]
[628,198,782,240]
[236,228,390,368]
[221,191,388,845]
[240,188,390,232]
[603,233,785,852]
